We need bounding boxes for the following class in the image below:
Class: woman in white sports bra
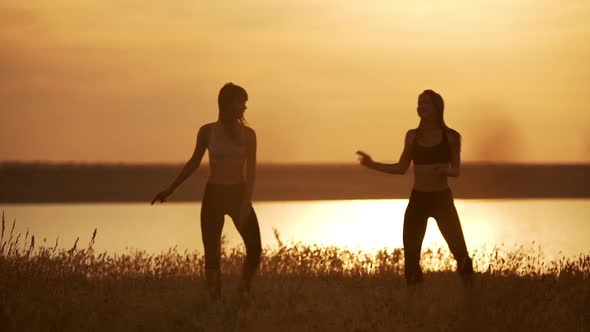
[152,83,261,301]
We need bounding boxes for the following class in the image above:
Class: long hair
[217,82,248,142]
[419,89,446,129]
[418,89,461,140]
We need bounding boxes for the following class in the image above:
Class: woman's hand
[151,187,174,205]
[356,150,374,167]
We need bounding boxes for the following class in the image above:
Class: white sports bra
[208,123,246,162]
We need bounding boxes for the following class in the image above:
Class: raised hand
[356,150,374,167]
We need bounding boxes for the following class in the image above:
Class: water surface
[1,199,588,258]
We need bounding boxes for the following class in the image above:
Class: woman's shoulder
[200,122,223,132]
[406,128,419,136]
[240,123,255,135]
[197,122,217,140]
[444,127,462,144]
[200,122,216,130]
[404,128,418,144]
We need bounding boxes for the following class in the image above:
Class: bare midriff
[208,159,246,184]
[412,163,449,192]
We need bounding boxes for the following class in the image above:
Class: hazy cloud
[458,101,523,162]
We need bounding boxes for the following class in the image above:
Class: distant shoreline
[2,162,590,203]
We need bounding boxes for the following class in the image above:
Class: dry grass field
[1,214,588,331]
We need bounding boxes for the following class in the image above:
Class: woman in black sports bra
[151,83,261,300]
[356,89,473,285]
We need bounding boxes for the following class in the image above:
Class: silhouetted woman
[357,89,473,285]
[152,83,261,300]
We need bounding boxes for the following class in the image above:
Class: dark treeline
[1,163,589,203]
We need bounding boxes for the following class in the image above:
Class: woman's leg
[403,192,430,285]
[230,205,262,293]
[201,185,226,300]
[432,190,473,277]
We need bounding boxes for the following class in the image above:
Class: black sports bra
[412,130,451,165]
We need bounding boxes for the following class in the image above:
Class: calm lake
[1,199,589,258]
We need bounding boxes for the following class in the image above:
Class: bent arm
[443,132,461,177]
[365,160,408,175]
[364,130,413,175]
[167,126,208,192]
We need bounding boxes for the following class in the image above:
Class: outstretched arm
[151,125,209,204]
[357,130,413,175]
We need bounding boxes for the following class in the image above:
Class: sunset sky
[2,0,589,164]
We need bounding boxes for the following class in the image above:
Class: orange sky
[2,0,589,163]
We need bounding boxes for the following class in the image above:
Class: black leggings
[201,183,262,272]
[403,189,473,284]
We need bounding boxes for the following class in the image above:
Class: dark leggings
[201,183,262,279]
[403,188,473,284]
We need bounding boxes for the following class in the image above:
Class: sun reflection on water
[1,199,589,258]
